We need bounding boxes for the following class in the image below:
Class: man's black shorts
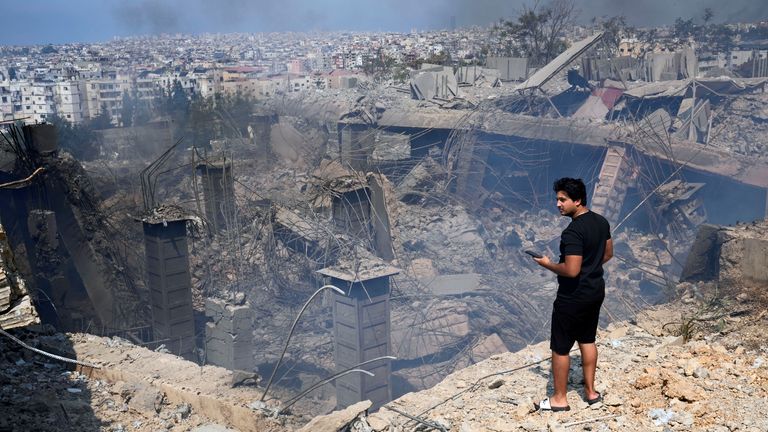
[550,297,603,355]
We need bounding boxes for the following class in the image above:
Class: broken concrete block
[297,400,372,432]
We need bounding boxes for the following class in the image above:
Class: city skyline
[3,0,768,46]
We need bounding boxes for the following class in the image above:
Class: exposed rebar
[0,329,101,369]
[277,367,377,415]
[260,284,345,402]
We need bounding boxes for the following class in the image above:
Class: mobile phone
[524,250,543,258]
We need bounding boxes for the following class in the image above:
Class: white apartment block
[0,81,14,122]
[54,81,86,123]
[18,80,56,124]
[83,74,132,124]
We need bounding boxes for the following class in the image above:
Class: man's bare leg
[550,351,570,407]
[578,342,599,400]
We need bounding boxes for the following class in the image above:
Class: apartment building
[18,80,56,123]
[54,81,86,123]
[0,81,14,121]
[83,72,133,124]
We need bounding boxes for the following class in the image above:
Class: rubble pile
[3,41,766,429]
[363,289,768,432]
[714,92,768,158]
[0,331,213,431]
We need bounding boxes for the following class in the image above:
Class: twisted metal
[277,368,375,415]
[260,284,345,402]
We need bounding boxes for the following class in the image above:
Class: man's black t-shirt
[557,211,611,303]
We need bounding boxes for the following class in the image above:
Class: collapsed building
[0,31,767,430]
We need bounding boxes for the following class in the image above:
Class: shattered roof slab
[274,207,326,242]
[623,77,768,99]
[378,106,768,189]
[516,32,605,91]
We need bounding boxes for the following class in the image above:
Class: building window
[1,97,5,103]
[66,114,71,119]
[64,86,68,91]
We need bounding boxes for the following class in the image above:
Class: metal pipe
[277,368,375,415]
[260,284,345,402]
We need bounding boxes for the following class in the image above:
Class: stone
[514,403,533,418]
[297,400,372,432]
[693,367,709,379]
[634,373,658,389]
[175,403,192,419]
[675,411,694,427]
[366,413,390,431]
[603,394,622,406]
[488,419,518,432]
[663,336,686,347]
[488,379,504,389]
[683,359,701,377]
[663,378,705,402]
[607,326,628,339]
[124,384,164,414]
[547,419,565,432]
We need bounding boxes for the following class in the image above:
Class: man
[532,177,613,412]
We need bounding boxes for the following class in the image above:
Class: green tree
[674,17,696,39]
[168,80,190,118]
[133,98,152,126]
[120,90,135,127]
[592,15,628,54]
[91,103,113,130]
[187,94,215,149]
[491,0,577,66]
[424,50,452,66]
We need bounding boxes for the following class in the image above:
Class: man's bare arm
[602,239,613,264]
[534,255,582,278]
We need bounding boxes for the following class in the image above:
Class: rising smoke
[108,0,768,34]
[112,0,181,34]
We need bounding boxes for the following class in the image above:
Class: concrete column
[143,220,195,360]
[319,265,400,411]
[250,113,274,160]
[197,162,235,232]
[204,297,255,371]
[765,187,768,220]
[339,122,374,172]
[367,175,395,261]
[22,124,58,155]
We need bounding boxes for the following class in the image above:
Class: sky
[2,0,768,45]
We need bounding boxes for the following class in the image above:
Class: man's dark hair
[553,177,587,206]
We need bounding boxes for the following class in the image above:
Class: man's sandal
[536,397,571,412]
